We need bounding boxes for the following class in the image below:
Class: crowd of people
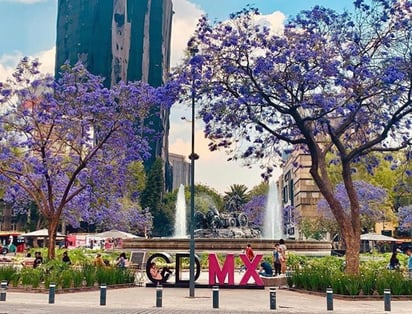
[239,241,288,277]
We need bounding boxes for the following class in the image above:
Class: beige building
[168,153,190,191]
[279,151,323,239]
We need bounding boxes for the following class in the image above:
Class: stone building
[279,150,323,240]
[168,153,190,190]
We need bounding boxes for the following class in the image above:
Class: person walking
[240,243,255,273]
[245,243,255,262]
[272,243,282,276]
[406,247,412,278]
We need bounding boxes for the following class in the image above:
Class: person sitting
[62,251,72,265]
[33,251,43,269]
[259,261,273,277]
[94,253,105,267]
[149,262,172,284]
[116,252,127,268]
[21,252,35,268]
[386,250,399,270]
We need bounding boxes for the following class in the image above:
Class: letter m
[208,253,235,285]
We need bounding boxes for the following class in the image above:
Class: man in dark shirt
[33,251,43,268]
[259,261,273,277]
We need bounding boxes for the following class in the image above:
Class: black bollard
[100,284,107,306]
[269,287,276,310]
[326,287,333,311]
[0,280,7,301]
[156,284,163,308]
[212,286,219,309]
[48,282,56,304]
[384,289,391,312]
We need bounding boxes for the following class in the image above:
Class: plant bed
[0,260,136,293]
[286,255,412,297]
[286,287,412,301]
[6,282,136,294]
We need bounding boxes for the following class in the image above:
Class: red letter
[208,253,235,285]
[239,253,264,285]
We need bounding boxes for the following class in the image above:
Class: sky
[0,0,354,194]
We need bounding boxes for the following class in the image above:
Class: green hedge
[288,255,412,296]
[0,260,134,290]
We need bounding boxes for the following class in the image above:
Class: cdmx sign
[145,252,265,286]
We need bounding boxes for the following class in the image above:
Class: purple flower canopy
[318,181,387,219]
[0,59,174,232]
[398,206,412,232]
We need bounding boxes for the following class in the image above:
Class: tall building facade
[168,153,190,189]
[55,0,173,188]
[279,150,323,240]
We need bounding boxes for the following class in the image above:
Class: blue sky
[0,0,355,193]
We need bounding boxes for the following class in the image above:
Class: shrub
[83,264,96,287]
[288,255,412,295]
[0,266,17,283]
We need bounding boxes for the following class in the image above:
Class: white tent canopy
[20,228,65,238]
[95,229,139,239]
[360,233,398,242]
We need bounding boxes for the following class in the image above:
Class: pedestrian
[406,247,412,279]
[240,243,255,273]
[245,243,255,262]
[279,239,287,274]
[272,243,282,276]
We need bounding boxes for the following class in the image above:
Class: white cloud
[170,0,204,67]
[169,1,286,193]
[0,46,55,83]
[0,0,48,4]
[255,11,286,35]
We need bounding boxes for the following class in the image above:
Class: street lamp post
[188,46,199,298]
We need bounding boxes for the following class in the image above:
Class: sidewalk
[1,284,411,313]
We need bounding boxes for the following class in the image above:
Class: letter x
[239,254,264,285]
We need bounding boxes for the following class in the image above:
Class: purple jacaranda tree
[242,194,266,227]
[173,0,412,274]
[0,59,169,259]
[318,181,387,232]
[397,206,412,234]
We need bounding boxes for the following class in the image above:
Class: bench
[129,251,147,286]
[260,276,287,287]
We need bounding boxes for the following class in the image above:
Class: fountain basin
[123,238,331,256]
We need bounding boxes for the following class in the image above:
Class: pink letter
[239,253,264,285]
[208,253,235,285]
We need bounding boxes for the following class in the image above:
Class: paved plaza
[1,283,411,314]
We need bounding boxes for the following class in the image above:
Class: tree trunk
[47,218,59,260]
[310,155,361,275]
[342,229,360,274]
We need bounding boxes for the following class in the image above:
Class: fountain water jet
[263,181,283,239]
[173,184,187,238]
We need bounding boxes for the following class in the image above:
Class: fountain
[125,182,331,256]
[263,181,283,239]
[173,184,187,238]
